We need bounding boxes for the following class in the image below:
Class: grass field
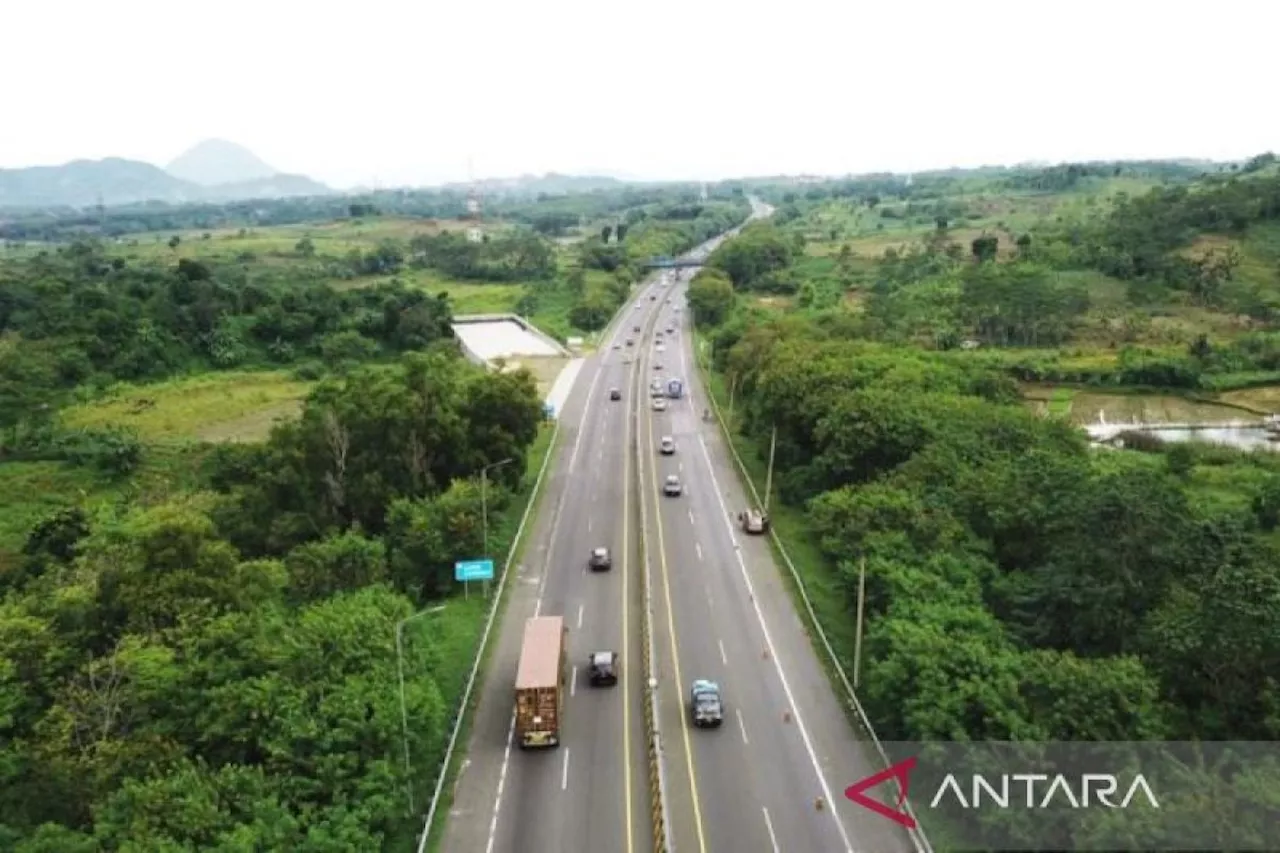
[61,370,313,443]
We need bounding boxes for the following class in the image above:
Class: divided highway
[439,205,918,853]
[439,270,678,853]
[637,276,919,853]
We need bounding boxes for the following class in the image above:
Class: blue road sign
[455,559,495,582]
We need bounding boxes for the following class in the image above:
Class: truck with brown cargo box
[514,615,567,748]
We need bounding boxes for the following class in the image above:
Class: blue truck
[666,377,683,399]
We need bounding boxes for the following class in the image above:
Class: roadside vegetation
[695,156,1280,844]
[0,181,747,849]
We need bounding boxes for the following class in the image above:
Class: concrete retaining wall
[452,313,571,361]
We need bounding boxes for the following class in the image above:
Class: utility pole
[763,424,778,513]
[853,557,867,688]
[396,604,447,815]
[479,458,514,599]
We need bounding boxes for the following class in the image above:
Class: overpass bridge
[642,255,705,269]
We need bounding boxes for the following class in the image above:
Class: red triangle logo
[844,756,918,830]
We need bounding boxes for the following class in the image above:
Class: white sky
[2,0,1275,189]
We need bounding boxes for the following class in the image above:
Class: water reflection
[1112,426,1280,452]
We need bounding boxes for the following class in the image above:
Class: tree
[686,268,735,326]
[971,234,998,262]
[601,225,613,243]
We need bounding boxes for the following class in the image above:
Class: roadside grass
[386,421,560,853]
[60,370,313,443]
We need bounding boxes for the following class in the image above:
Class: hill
[0,157,332,210]
[166,138,279,186]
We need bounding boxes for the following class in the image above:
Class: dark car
[588,547,612,571]
[690,679,723,727]
[610,388,622,401]
[588,651,619,686]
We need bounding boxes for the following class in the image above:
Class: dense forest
[691,166,1280,845]
[0,181,751,849]
[0,351,545,850]
[0,181,747,243]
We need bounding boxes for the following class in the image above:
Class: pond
[1023,386,1278,452]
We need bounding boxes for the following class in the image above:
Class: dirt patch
[1219,386,1280,413]
[194,400,304,443]
[494,356,569,395]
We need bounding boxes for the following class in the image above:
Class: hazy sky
[3,0,1275,188]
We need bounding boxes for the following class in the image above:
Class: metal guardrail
[418,226,747,853]
[689,325,934,853]
[417,260,665,852]
[415,416,561,853]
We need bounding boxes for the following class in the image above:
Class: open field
[61,370,313,442]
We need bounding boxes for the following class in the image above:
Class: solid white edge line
[484,713,518,853]
[561,748,571,791]
[762,806,780,853]
[570,665,578,697]
[689,321,860,853]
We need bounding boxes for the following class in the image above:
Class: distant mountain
[199,173,332,201]
[166,139,278,186]
[0,156,333,209]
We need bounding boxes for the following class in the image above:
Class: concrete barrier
[634,277,676,853]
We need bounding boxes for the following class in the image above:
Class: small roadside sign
[455,559,495,582]
[455,558,495,600]
[543,402,556,420]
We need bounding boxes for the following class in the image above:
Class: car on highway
[739,508,770,535]
[663,474,682,496]
[665,326,675,334]
[633,325,641,332]
[649,294,657,301]
[588,651,619,687]
[656,344,666,353]
[650,379,665,396]
[613,342,621,349]
[652,398,668,412]
[690,679,723,727]
[610,388,621,401]
[660,436,676,455]
[653,362,663,371]
[588,547,612,571]
[626,338,634,347]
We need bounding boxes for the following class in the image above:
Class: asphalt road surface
[637,281,919,853]
[439,271,681,853]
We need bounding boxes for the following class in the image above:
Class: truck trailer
[514,615,567,748]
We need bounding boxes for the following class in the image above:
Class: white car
[653,398,668,412]
[660,436,676,455]
[656,344,666,353]
[663,475,682,497]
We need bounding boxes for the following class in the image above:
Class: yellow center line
[621,334,635,853]
[642,299,709,853]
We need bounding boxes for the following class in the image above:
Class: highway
[637,274,919,853]
[439,267,680,853]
